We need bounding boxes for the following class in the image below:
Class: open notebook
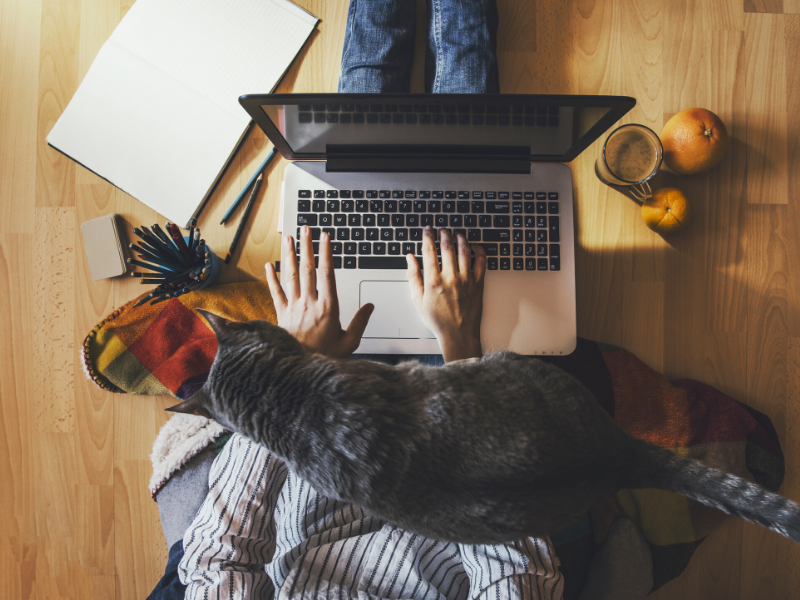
[47,0,318,226]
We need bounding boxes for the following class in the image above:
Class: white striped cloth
[179,434,564,600]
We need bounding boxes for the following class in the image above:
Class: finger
[455,234,472,278]
[282,235,300,301]
[265,262,288,312]
[406,253,424,310]
[472,242,487,285]
[299,225,317,300]
[341,303,375,356]
[439,228,457,280]
[317,232,337,307]
[421,226,440,286]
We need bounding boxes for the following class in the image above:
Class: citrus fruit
[641,188,691,233]
[661,108,728,175]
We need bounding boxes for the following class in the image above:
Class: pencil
[167,222,193,263]
[220,147,277,225]
[225,172,263,264]
[187,218,197,252]
[127,257,181,274]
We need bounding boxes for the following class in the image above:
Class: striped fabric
[179,434,564,600]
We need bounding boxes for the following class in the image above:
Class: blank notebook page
[46,0,317,227]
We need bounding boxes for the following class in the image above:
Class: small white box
[80,214,127,280]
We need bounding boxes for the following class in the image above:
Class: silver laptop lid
[239,93,635,171]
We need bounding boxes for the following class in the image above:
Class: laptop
[239,94,635,356]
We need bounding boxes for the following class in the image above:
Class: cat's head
[165,309,305,421]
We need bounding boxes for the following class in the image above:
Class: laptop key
[299,190,311,198]
[419,191,431,199]
[513,243,523,256]
[513,216,523,228]
[344,256,356,269]
[395,228,408,241]
[336,228,350,240]
[468,229,481,241]
[298,200,311,212]
[340,190,352,198]
[536,202,547,214]
[536,216,547,228]
[351,228,365,241]
[457,201,470,213]
[512,202,523,214]
[548,202,559,214]
[356,200,369,212]
[525,244,536,256]
[402,242,415,255]
[483,229,510,242]
[319,214,332,227]
[536,192,547,200]
[392,214,405,227]
[421,215,434,227]
[373,242,386,254]
[323,227,335,239]
[359,242,371,254]
[479,215,492,227]
[405,190,417,198]
[331,242,342,254]
[480,243,498,256]
[332,256,342,269]
[414,201,427,212]
[538,244,548,256]
[358,257,407,269]
[500,257,511,270]
[312,200,325,212]
[449,215,462,227]
[472,201,485,213]
[399,201,412,213]
[465,215,477,227]
[525,230,536,242]
[498,192,510,200]
[314,190,325,198]
[537,230,547,242]
[524,202,535,214]
[380,229,393,241]
[352,190,364,198]
[525,258,536,270]
[538,258,549,270]
[348,214,361,226]
[363,214,375,226]
[334,214,347,226]
[385,200,397,212]
[500,244,510,256]
[513,257,524,270]
[377,214,390,227]
[388,242,401,255]
[549,192,559,200]
[341,200,354,212]
[432,191,444,199]
[486,201,510,213]
[487,257,498,270]
[327,200,340,212]
[549,216,560,242]
[298,214,317,226]
[410,228,423,241]
[435,215,448,227]
[344,242,357,254]
[366,228,379,240]
[370,200,383,212]
[406,215,419,227]
[493,216,510,227]
[429,200,442,212]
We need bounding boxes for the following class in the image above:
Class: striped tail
[627,438,800,544]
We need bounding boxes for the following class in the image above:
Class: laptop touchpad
[360,281,435,339]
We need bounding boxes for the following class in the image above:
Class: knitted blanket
[82,283,784,594]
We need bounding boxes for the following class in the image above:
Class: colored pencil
[225,173,263,264]
[220,147,277,224]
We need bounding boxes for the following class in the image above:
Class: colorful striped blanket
[82,283,784,595]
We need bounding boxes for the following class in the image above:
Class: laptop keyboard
[294,189,561,272]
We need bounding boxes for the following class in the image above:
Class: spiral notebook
[46,0,318,227]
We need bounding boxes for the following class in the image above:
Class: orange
[641,188,691,233]
[661,108,728,175]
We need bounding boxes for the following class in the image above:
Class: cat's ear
[197,309,237,341]
[165,393,212,419]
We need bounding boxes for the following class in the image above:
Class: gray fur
[182,312,800,545]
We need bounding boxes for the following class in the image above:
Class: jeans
[338,0,500,94]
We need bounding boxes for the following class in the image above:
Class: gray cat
[169,310,800,545]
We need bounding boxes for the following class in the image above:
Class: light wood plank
[0,0,43,234]
[745,13,789,204]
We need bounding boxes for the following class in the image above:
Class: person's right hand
[406,227,487,363]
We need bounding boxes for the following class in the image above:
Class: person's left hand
[265,225,374,357]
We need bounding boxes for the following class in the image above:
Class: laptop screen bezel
[238,93,636,163]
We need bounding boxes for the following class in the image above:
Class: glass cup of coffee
[595,124,663,200]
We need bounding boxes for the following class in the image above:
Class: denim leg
[338,0,418,93]
[425,0,500,93]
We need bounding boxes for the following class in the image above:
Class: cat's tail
[626,438,800,544]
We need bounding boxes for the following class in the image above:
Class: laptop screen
[240,94,635,163]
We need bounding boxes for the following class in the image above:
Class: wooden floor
[1,0,799,597]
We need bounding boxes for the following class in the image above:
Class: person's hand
[265,226,374,357]
[406,227,487,363]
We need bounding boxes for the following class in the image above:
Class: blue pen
[220,146,278,224]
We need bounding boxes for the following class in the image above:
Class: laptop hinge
[325,157,531,174]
